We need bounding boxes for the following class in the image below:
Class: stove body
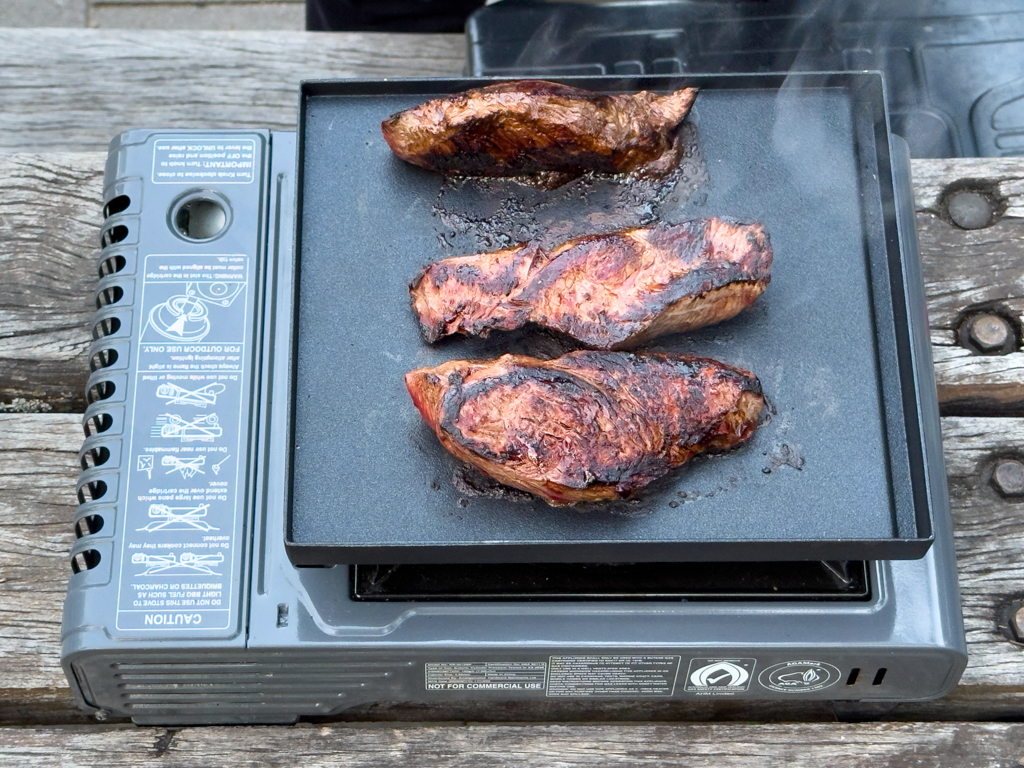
[63,90,966,722]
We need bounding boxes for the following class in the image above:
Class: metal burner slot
[351,561,872,601]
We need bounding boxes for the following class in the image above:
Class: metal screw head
[1012,605,1024,642]
[947,190,994,229]
[992,459,1024,498]
[969,314,1012,351]
[94,709,111,722]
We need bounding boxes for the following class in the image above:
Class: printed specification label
[546,656,681,697]
[152,138,256,184]
[115,254,254,632]
[425,662,547,692]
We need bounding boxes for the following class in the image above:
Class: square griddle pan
[284,73,946,565]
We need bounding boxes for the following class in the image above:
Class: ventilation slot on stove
[103,195,131,218]
[77,480,107,504]
[80,445,111,470]
[90,347,118,371]
[104,660,414,715]
[87,380,116,405]
[846,668,860,686]
[96,285,124,309]
[84,413,113,437]
[75,514,105,538]
[92,316,121,340]
[71,549,101,573]
[101,224,129,248]
[99,254,127,278]
[872,668,888,686]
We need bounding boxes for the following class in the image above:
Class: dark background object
[467,0,1024,158]
[306,0,485,33]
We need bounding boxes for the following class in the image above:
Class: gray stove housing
[61,128,966,725]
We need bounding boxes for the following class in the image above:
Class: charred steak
[381,79,698,181]
[411,218,772,349]
[406,351,763,505]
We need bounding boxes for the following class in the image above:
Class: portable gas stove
[62,69,966,724]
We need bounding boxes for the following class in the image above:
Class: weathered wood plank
[2,413,1023,722]
[912,159,1024,416]
[0,29,464,154]
[0,414,82,707]
[2,154,1024,414]
[935,419,1024,690]
[87,2,306,32]
[0,154,105,413]
[2,722,1024,767]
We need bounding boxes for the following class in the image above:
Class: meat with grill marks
[381,80,698,182]
[406,351,763,506]
[411,218,772,349]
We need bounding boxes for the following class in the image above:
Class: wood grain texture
[3,413,1024,722]
[912,159,1024,415]
[0,154,105,413]
[2,722,1024,767]
[4,155,1024,413]
[87,3,305,31]
[939,418,1024,690]
[0,413,82,706]
[0,29,463,154]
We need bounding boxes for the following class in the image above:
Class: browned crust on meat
[406,351,763,506]
[409,218,772,349]
[381,79,698,178]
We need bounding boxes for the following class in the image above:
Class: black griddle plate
[286,73,941,565]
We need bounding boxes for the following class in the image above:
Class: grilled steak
[411,218,772,349]
[406,351,763,505]
[381,80,698,181]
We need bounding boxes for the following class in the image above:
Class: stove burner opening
[352,560,871,601]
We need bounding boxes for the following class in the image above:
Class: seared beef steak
[411,218,772,349]
[406,351,763,505]
[381,80,697,181]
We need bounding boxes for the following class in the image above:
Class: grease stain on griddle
[764,443,806,474]
[432,123,710,255]
[452,464,533,503]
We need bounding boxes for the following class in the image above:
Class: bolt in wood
[969,314,1012,351]
[1012,605,1024,643]
[991,459,1024,498]
[947,190,994,229]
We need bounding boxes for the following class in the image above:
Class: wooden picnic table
[1,26,1024,767]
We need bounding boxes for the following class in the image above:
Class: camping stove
[62,73,966,725]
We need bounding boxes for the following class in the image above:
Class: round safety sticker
[758,661,841,693]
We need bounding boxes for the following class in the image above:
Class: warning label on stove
[425,662,547,691]
[114,254,254,633]
[152,138,256,184]
[546,655,681,697]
